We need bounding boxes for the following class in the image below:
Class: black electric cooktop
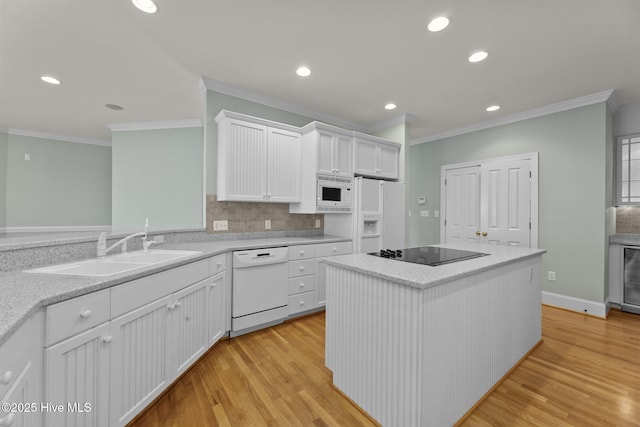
[368,246,489,266]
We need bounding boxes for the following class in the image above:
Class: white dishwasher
[232,247,289,336]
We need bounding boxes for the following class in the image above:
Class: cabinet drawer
[0,310,43,398]
[289,259,315,278]
[111,259,209,318]
[289,245,315,261]
[46,289,110,346]
[288,291,315,315]
[288,275,316,296]
[315,241,353,257]
[209,253,226,275]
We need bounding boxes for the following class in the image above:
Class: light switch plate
[420,210,429,217]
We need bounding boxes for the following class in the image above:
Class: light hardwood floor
[130,306,640,427]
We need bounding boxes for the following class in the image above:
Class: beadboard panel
[326,257,541,427]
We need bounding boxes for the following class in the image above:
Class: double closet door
[443,157,533,247]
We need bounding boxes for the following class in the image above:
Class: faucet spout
[97,231,145,257]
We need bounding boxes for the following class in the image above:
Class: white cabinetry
[40,255,228,427]
[285,242,353,313]
[0,310,43,427]
[216,110,301,203]
[314,241,353,307]
[354,133,400,180]
[315,126,353,177]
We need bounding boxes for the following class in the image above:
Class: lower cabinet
[109,295,173,426]
[45,322,111,427]
[0,310,43,427]
[42,259,227,427]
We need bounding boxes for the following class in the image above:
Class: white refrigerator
[324,177,406,253]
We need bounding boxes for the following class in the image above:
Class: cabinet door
[314,259,326,307]
[317,131,335,175]
[377,144,399,179]
[207,272,226,345]
[45,322,111,427]
[222,119,268,201]
[170,279,209,378]
[267,128,301,202]
[1,363,41,427]
[110,295,172,427]
[354,139,378,177]
[334,134,353,176]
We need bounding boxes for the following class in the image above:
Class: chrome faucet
[97,218,154,257]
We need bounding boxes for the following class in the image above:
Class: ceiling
[1,0,639,143]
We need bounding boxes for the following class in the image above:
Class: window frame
[616,133,640,206]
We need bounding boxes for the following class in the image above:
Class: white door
[481,159,531,246]
[444,166,481,243]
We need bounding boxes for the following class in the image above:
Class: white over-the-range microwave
[316,174,352,212]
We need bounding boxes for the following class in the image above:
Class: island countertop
[322,242,546,289]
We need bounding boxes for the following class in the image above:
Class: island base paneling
[325,257,542,427]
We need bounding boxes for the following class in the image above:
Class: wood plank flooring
[130,306,640,427]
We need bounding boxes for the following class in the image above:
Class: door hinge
[529,171,532,178]
[444,219,447,226]
[444,178,447,185]
[529,221,531,230]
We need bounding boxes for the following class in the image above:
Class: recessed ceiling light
[131,0,157,14]
[468,51,488,63]
[105,104,124,110]
[427,16,450,32]
[384,103,397,110]
[296,66,311,77]
[486,105,500,112]
[41,76,61,85]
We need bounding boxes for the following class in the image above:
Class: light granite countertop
[323,242,546,290]
[0,235,350,346]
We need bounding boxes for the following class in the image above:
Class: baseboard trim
[541,291,607,318]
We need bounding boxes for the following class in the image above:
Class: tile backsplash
[616,206,640,233]
[206,195,323,234]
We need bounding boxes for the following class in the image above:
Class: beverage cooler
[623,247,640,314]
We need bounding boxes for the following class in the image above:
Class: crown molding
[367,113,416,133]
[0,126,8,133]
[6,128,111,147]
[202,77,371,133]
[411,90,615,145]
[617,100,640,113]
[108,119,203,133]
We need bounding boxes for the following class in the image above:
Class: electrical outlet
[24,153,31,161]
[420,210,429,217]
[434,210,440,218]
[213,220,228,231]
[547,271,556,281]
[315,219,321,228]
[265,219,271,230]
[154,235,164,244]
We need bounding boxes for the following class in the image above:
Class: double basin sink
[26,249,202,277]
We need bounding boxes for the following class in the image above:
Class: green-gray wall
[112,127,203,232]
[0,132,8,228]
[409,102,613,303]
[4,133,111,227]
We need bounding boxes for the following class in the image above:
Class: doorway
[440,153,539,248]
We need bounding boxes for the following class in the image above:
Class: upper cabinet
[216,111,301,203]
[354,132,400,180]
[308,123,353,177]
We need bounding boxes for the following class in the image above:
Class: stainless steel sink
[25,249,202,277]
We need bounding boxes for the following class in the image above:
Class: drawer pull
[299,300,305,306]
[79,310,92,319]
[175,302,181,308]
[299,283,305,288]
[0,370,13,385]
[217,262,223,267]
[0,413,15,426]
[168,304,176,310]
[299,266,305,271]
[332,247,337,252]
[299,250,305,255]
[102,336,113,344]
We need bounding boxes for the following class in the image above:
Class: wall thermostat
[418,197,426,205]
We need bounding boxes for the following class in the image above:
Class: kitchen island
[323,243,546,427]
